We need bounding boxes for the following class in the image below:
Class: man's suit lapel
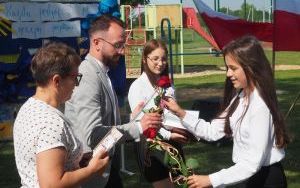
[111,89,121,124]
[98,71,115,103]
[85,54,117,124]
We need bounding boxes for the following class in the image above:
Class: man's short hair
[88,14,124,37]
[31,42,81,86]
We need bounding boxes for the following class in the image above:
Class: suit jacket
[64,54,140,188]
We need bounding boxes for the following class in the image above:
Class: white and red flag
[274,0,300,51]
[193,0,273,49]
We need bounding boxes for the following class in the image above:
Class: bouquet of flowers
[142,75,199,187]
[142,75,171,138]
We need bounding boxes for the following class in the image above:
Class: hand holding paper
[87,149,109,176]
[92,127,123,157]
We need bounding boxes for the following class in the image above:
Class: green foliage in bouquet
[147,138,199,187]
[142,75,199,187]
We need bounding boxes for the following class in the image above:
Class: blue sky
[150,0,273,11]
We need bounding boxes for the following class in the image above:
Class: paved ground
[127,65,300,79]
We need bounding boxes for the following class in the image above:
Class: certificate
[93,127,123,157]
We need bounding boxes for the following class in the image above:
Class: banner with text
[12,21,81,39]
[0,2,98,21]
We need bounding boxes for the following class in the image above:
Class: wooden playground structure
[120,3,219,75]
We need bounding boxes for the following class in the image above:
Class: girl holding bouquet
[128,39,188,188]
[164,35,289,188]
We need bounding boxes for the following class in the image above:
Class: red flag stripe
[201,13,273,49]
[193,0,273,49]
[274,0,300,51]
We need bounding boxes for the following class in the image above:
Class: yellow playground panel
[145,4,182,29]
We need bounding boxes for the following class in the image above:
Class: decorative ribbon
[145,138,192,186]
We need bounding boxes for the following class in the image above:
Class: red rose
[143,128,157,139]
[157,76,171,88]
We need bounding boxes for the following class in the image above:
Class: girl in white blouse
[163,35,289,188]
[128,39,188,188]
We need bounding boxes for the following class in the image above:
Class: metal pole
[179,3,184,74]
[244,0,247,19]
[252,5,254,21]
[120,144,135,175]
[161,18,174,83]
[214,0,216,11]
[263,0,265,22]
[270,0,273,22]
[175,30,179,73]
[272,0,276,75]
[180,27,184,74]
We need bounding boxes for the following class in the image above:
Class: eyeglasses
[68,73,82,86]
[96,37,125,51]
[147,56,167,64]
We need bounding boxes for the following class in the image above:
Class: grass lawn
[275,70,300,188]
[1,69,299,188]
[126,28,300,70]
[122,69,300,188]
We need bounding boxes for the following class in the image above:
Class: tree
[240,2,255,20]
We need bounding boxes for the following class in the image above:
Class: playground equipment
[146,4,185,75]
[121,4,185,74]
[120,5,147,75]
[120,3,220,75]
[121,5,146,46]
[160,18,175,83]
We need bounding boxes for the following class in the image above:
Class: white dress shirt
[182,88,285,187]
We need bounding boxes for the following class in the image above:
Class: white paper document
[163,110,199,130]
[92,127,123,157]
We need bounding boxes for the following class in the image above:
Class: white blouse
[182,89,285,187]
[128,72,173,139]
[14,97,83,188]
